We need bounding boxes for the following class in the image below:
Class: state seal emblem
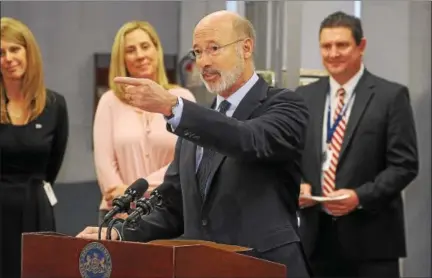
[79,242,112,278]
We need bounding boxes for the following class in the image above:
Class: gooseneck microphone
[103,178,149,222]
[98,178,148,240]
[124,183,178,224]
[125,190,163,223]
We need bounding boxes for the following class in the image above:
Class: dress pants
[310,212,400,278]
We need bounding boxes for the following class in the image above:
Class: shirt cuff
[165,97,184,130]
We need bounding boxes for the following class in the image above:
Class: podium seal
[79,242,112,278]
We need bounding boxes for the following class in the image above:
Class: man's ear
[243,38,254,59]
[359,37,367,56]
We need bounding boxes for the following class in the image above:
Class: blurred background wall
[1,1,430,276]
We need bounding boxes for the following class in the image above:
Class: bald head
[192,10,256,97]
[195,10,255,43]
[199,10,239,23]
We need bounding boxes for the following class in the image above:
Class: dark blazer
[296,70,418,260]
[120,78,311,276]
[0,89,69,277]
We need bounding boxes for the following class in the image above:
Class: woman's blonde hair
[109,20,177,101]
[0,17,47,124]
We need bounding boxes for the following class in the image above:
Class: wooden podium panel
[22,233,173,278]
[22,232,286,278]
[173,245,286,278]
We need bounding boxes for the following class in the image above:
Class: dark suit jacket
[296,70,418,260]
[120,78,310,274]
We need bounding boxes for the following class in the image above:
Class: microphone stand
[106,218,123,240]
[97,209,124,240]
[97,178,149,240]
[121,190,164,234]
[98,217,108,240]
[125,190,163,224]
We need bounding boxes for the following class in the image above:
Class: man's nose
[328,46,340,58]
[196,52,212,68]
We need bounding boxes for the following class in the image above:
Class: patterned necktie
[322,88,346,195]
[196,100,231,199]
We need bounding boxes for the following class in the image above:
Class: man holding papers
[296,11,418,278]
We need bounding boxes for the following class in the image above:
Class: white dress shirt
[320,64,365,186]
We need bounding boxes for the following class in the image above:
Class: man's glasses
[190,38,245,59]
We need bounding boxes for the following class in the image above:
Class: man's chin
[204,84,220,94]
[327,67,345,76]
[201,80,220,94]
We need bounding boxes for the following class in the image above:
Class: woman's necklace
[8,109,23,118]
[7,103,30,123]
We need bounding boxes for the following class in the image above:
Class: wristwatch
[165,97,179,120]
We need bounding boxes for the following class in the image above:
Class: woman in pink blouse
[93,20,195,224]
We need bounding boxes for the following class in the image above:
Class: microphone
[125,183,177,223]
[103,178,149,222]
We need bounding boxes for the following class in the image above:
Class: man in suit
[296,11,419,278]
[78,11,311,277]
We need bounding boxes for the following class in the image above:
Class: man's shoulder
[266,86,303,102]
[367,71,408,92]
[364,71,410,105]
[294,77,327,96]
[266,86,293,98]
[259,86,308,117]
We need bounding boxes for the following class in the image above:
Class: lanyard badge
[322,91,355,163]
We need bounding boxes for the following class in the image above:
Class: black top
[0,89,69,277]
[0,89,69,186]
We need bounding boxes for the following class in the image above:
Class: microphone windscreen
[126,178,149,197]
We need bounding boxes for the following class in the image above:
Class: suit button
[201,219,208,226]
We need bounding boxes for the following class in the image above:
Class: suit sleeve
[121,138,184,242]
[355,86,419,210]
[46,93,69,185]
[169,91,309,163]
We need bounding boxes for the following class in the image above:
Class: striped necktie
[322,88,346,195]
[196,100,231,199]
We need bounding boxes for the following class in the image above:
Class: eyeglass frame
[190,38,247,59]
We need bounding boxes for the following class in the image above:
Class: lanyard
[326,91,355,144]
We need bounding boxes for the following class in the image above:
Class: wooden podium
[22,232,286,278]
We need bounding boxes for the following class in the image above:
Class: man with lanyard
[296,11,418,278]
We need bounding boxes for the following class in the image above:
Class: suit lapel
[231,78,269,120]
[313,79,330,166]
[203,78,269,202]
[338,70,375,163]
[182,139,203,204]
